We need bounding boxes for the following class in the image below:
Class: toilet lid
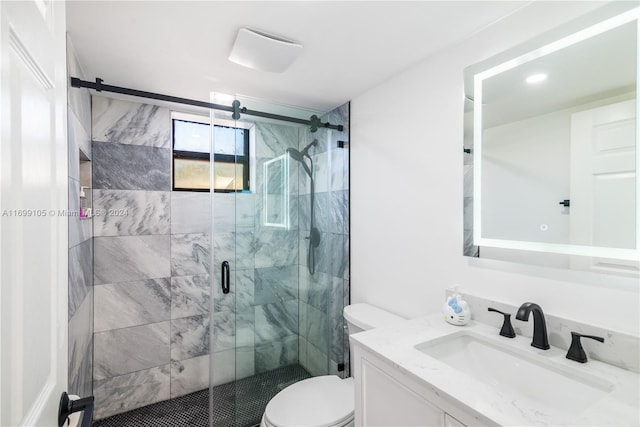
[264,376,354,427]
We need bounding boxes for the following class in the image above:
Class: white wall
[350,1,639,336]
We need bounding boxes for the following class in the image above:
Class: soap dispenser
[79,186,90,218]
[80,187,87,218]
[442,287,471,326]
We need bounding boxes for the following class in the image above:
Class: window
[172,118,250,192]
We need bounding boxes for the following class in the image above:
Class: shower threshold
[92,364,311,427]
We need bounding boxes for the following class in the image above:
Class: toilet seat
[262,376,354,427]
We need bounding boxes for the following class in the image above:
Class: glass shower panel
[209,104,244,427]
[208,95,349,427]
[236,110,306,426]
[297,105,350,380]
[325,102,350,377]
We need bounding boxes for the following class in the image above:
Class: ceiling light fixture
[525,73,548,84]
[229,28,302,73]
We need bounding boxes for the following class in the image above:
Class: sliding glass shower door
[208,96,350,427]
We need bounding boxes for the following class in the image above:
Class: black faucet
[515,302,550,350]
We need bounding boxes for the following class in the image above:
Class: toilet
[260,303,405,427]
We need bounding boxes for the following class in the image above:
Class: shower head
[286,141,316,178]
[287,149,312,177]
[287,139,317,162]
[286,147,306,162]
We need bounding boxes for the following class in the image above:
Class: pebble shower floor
[92,364,311,427]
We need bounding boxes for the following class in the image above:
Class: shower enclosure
[207,97,350,427]
[86,87,348,427]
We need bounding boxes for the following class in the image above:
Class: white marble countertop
[350,313,640,426]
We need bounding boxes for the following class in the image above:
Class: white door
[0,1,68,426]
[570,99,639,275]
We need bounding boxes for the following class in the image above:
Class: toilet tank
[343,303,405,335]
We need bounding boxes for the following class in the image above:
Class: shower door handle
[221,261,230,294]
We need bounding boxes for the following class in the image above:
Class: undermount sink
[415,331,614,423]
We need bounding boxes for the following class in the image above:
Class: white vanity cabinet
[352,343,491,427]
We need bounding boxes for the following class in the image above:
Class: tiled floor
[92,364,311,427]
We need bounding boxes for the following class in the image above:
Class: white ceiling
[66,1,528,113]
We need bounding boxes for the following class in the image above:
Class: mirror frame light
[473,6,640,262]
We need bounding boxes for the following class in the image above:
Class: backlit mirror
[464,4,639,275]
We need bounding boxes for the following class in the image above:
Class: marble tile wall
[94,235,171,285]
[91,95,177,419]
[93,190,170,236]
[92,142,171,191]
[170,188,212,397]
[67,36,93,400]
[297,102,351,378]
[93,366,170,417]
[91,97,217,418]
[171,191,212,395]
[92,97,171,148]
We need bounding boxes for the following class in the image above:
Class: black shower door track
[70,77,344,131]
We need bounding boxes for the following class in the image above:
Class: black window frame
[172,118,250,193]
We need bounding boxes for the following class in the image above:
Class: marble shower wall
[209,121,303,386]
[298,102,351,377]
[67,36,93,400]
[250,122,301,375]
[170,191,211,398]
[91,96,211,419]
